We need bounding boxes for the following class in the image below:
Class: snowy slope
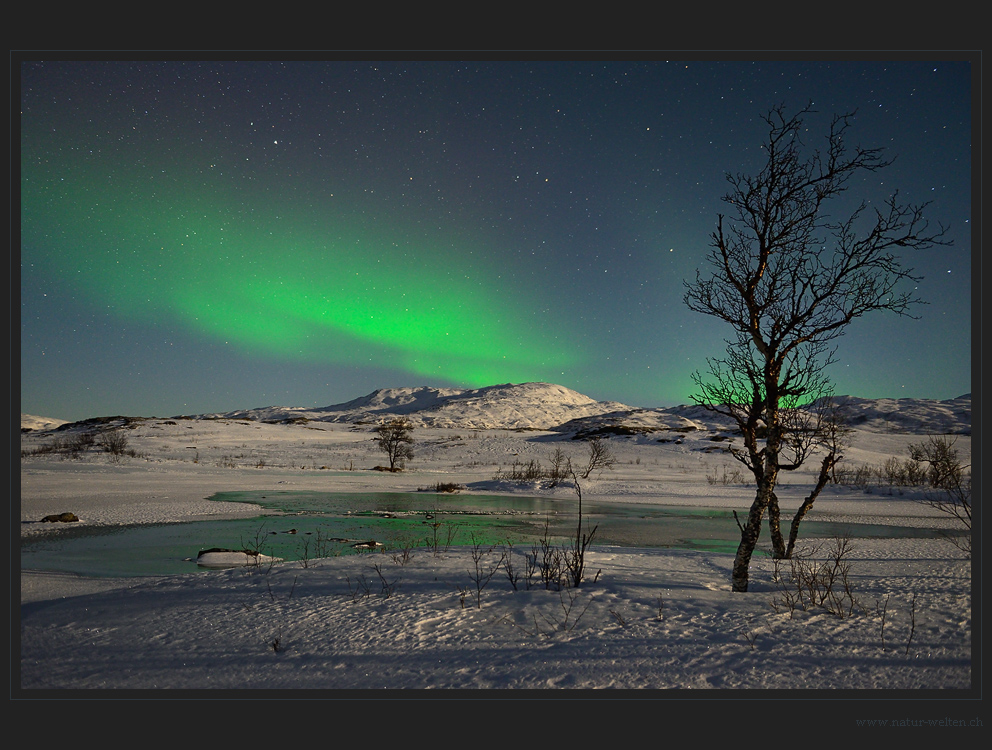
[19,386,973,692]
[825,394,972,435]
[213,382,635,430]
[559,394,974,438]
[20,414,69,431]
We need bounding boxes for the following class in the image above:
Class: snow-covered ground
[17,386,974,700]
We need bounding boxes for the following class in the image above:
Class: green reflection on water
[21,491,964,579]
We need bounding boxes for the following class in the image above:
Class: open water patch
[20,491,963,579]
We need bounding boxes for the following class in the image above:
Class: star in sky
[18,56,973,421]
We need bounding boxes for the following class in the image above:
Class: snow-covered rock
[193,549,283,569]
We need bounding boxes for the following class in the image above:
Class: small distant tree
[373,418,415,471]
[684,104,949,592]
[910,435,971,556]
[580,437,617,479]
[909,434,967,490]
[547,446,572,488]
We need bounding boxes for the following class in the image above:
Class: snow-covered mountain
[22,385,972,435]
[209,383,972,435]
[554,394,973,437]
[215,382,634,430]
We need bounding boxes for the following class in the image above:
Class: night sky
[18,55,974,422]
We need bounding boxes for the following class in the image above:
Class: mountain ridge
[22,384,972,435]
[213,382,635,430]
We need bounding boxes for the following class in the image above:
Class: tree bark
[767,491,786,558]
[785,452,838,559]
[732,479,777,592]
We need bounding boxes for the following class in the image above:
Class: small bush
[22,431,95,460]
[706,464,750,485]
[493,459,547,482]
[99,429,130,456]
[771,537,861,619]
[832,435,971,506]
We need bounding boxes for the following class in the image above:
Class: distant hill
[23,385,972,435]
[20,414,69,432]
[206,383,972,435]
[820,394,972,435]
[214,382,634,430]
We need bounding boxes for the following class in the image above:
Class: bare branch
[683,105,951,591]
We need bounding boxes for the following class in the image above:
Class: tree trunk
[733,397,781,591]
[767,491,786,558]
[785,452,838,559]
[731,480,776,592]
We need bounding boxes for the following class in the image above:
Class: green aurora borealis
[21,162,580,388]
[18,58,973,420]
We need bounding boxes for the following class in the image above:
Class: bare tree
[580,437,617,479]
[684,104,949,592]
[373,418,415,471]
[566,469,598,587]
[547,445,572,488]
[910,435,971,556]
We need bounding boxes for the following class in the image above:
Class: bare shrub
[464,535,504,609]
[547,446,572,488]
[424,510,457,555]
[372,563,400,598]
[833,435,971,555]
[99,429,130,456]
[431,482,464,493]
[239,524,273,574]
[493,459,546,482]
[579,437,616,479]
[503,587,598,637]
[296,531,338,569]
[910,435,967,489]
[501,541,521,591]
[523,476,600,591]
[296,535,314,568]
[25,431,98,460]
[346,574,373,602]
[771,536,861,619]
[909,436,971,554]
[528,517,567,591]
[390,544,415,566]
[706,464,750,485]
[565,472,599,587]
